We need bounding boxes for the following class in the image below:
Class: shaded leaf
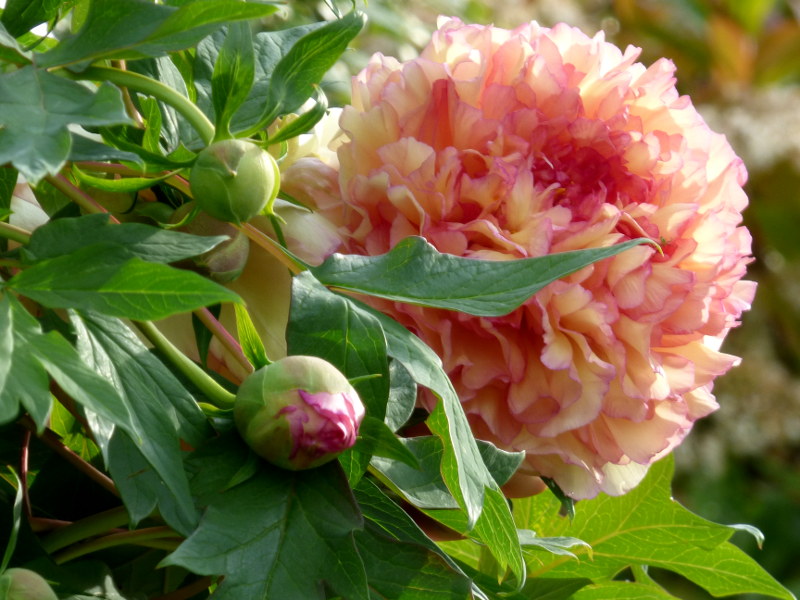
[0,468,22,573]
[23,213,227,264]
[164,435,368,600]
[1,0,61,38]
[355,478,483,600]
[371,436,458,510]
[0,294,133,436]
[353,415,419,469]
[477,441,524,488]
[385,359,417,432]
[311,236,658,317]
[0,66,131,183]
[68,131,142,163]
[288,272,389,421]
[338,294,525,582]
[71,312,211,534]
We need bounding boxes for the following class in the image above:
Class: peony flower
[307,17,755,498]
[234,355,365,470]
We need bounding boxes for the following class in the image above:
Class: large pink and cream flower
[304,17,755,498]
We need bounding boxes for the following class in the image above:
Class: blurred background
[286,0,800,596]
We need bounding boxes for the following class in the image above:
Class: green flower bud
[1,568,58,600]
[234,356,365,470]
[190,139,280,224]
[171,203,251,283]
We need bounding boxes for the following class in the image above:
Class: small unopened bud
[1,568,58,600]
[171,203,250,282]
[234,355,365,470]
[190,139,280,224]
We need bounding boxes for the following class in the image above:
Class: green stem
[44,174,120,223]
[41,506,130,554]
[152,576,215,600]
[0,258,23,269]
[74,66,215,146]
[135,320,237,409]
[53,526,181,565]
[0,221,31,245]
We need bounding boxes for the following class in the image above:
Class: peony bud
[190,139,280,224]
[234,355,365,470]
[1,568,58,600]
[170,203,251,283]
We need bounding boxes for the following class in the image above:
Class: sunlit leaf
[514,456,795,600]
[8,243,241,321]
[311,236,658,317]
[37,0,277,68]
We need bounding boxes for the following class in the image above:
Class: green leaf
[211,22,255,137]
[193,21,323,134]
[385,359,417,432]
[72,165,174,193]
[68,132,142,164]
[266,88,329,144]
[516,456,795,600]
[37,0,278,68]
[517,530,591,560]
[352,415,420,469]
[49,402,101,463]
[371,436,459,510]
[311,236,658,317]
[0,21,31,62]
[286,279,524,584]
[354,478,472,580]
[7,243,241,321]
[288,272,390,421]
[0,294,134,434]
[0,468,22,573]
[164,435,369,600]
[0,66,132,183]
[477,441,524,488]
[71,311,211,535]
[0,167,17,224]
[233,303,269,369]
[571,581,679,600]
[23,213,227,264]
[255,11,365,128]
[0,0,60,38]
[128,56,197,151]
[355,490,475,600]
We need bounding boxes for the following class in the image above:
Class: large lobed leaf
[71,312,212,535]
[0,66,132,183]
[164,435,368,600]
[515,456,795,600]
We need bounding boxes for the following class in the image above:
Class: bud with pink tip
[234,355,365,470]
